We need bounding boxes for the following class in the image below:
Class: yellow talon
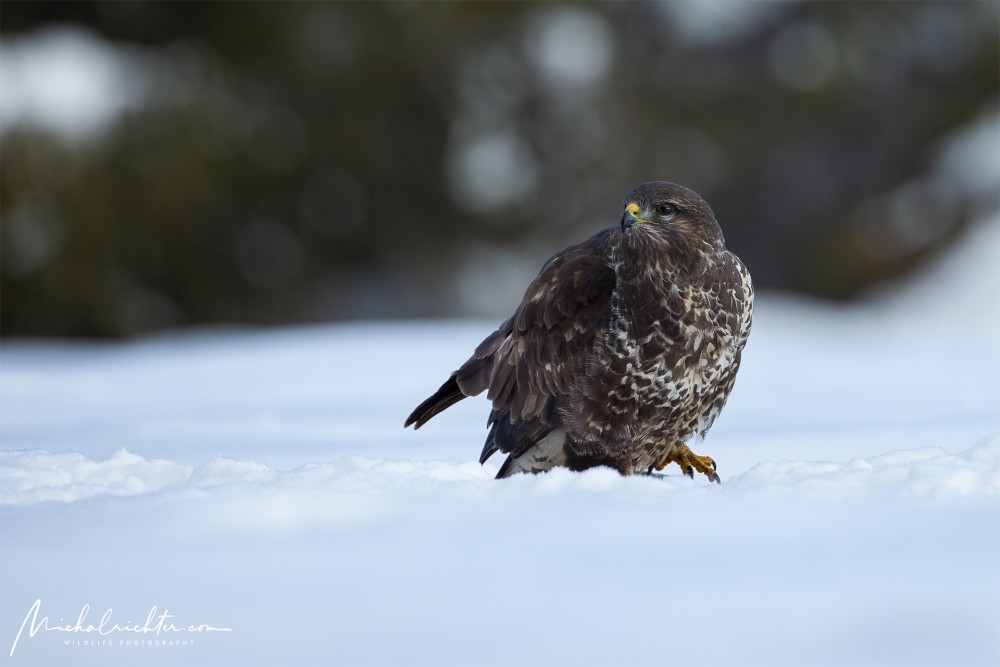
[655,444,720,483]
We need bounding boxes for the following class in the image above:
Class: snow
[2,220,999,666]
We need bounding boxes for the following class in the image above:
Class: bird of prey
[405,182,753,482]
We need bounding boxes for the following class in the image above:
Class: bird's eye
[655,203,676,217]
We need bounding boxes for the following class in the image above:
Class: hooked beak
[620,202,641,231]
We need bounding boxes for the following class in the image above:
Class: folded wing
[405,230,616,476]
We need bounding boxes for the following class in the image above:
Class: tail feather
[480,421,500,464]
[404,376,466,429]
[406,321,513,430]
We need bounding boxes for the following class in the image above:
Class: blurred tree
[1,0,997,337]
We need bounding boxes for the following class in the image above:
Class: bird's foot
[653,444,720,483]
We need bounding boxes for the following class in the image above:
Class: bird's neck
[608,228,711,285]
[607,229,716,333]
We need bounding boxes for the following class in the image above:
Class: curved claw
[656,444,721,484]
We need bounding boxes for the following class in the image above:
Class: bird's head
[619,182,725,255]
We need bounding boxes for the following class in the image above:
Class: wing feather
[475,230,615,462]
[408,229,615,468]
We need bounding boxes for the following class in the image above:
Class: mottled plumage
[405,182,753,481]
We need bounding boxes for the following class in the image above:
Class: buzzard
[405,182,753,482]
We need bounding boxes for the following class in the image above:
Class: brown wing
[405,229,616,467]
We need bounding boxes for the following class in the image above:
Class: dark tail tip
[404,376,465,429]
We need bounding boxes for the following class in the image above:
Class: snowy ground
[2,221,999,667]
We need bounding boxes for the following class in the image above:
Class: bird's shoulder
[513,228,616,333]
[715,250,753,304]
[474,228,617,429]
[713,249,754,344]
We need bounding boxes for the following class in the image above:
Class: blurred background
[1,0,997,338]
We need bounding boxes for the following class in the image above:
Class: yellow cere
[626,201,655,226]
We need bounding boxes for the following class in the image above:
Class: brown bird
[405,182,753,481]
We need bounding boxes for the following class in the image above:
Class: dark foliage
[1,1,996,337]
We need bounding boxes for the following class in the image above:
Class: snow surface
[2,220,999,667]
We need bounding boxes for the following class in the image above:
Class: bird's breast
[607,273,740,395]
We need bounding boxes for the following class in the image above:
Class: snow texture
[1,219,999,667]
